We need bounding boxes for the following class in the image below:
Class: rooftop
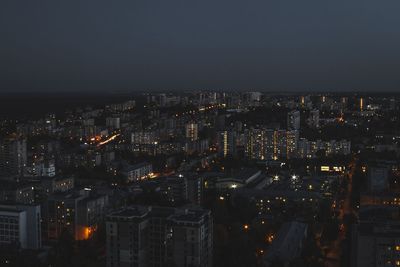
[108,206,150,219]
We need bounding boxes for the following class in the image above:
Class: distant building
[245,128,299,160]
[40,176,75,194]
[185,122,199,141]
[161,176,188,205]
[214,115,226,131]
[300,95,312,108]
[242,92,262,106]
[40,159,56,177]
[360,192,400,207]
[286,130,299,159]
[215,168,262,189]
[245,128,267,160]
[287,110,300,130]
[186,175,204,206]
[297,139,351,159]
[131,131,158,154]
[26,158,56,178]
[0,137,27,177]
[121,162,153,182]
[359,97,364,111]
[325,140,351,156]
[217,130,236,157]
[122,100,136,111]
[307,109,320,128]
[367,166,389,193]
[273,130,287,159]
[131,131,158,145]
[0,181,35,204]
[106,117,121,130]
[184,139,210,155]
[156,174,203,206]
[106,205,213,267]
[297,138,310,159]
[158,93,167,107]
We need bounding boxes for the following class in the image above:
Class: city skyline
[0,91,399,266]
[1,1,400,266]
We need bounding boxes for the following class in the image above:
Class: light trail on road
[97,134,120,147]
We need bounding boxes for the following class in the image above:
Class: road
[324,158,356,267]
[97,133,120,147]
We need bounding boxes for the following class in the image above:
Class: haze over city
[1,0,400,92]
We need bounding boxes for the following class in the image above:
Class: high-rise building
[106,117,121,130]
[0,181,35,204]
[286,130,299,159]
[300,95,312,108]
[161,176,188,205]
[185,123,199,141]
[28,158,56,177]
[40,175,75,194]
[120,162,153,182]
[245,129,299,160]
[131,131,158,144]
[42,191,86,240]
[298,138,310,159]
[217,130,236,158]
[307,109,320,128]
[360,97,364,111]
[273,130,287,159]
[106,205,213,267]
[287,110,300,130]
[367,166,389,193]
[264,129,275,160]
[214,115,226,131]
[341,97,348,110]
[168,209,213,267]
[42,190,108,240]
[245,128,266,160]
[0,137,27,177]
[351,206,400,267]
[0,204,41,249]
[186,175,203,206]
[76,194,109,240]
[158,93,167,107]
[389,98,396,111]
[122,100,136,111]
[242,92,261,106]
[106,206,149,267]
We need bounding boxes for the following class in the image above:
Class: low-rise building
[263,221,308,267]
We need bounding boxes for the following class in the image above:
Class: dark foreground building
[106,205,213,267]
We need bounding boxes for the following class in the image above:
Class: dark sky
[1,0,400,92]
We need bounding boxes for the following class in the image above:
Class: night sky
[1,0,400,92]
